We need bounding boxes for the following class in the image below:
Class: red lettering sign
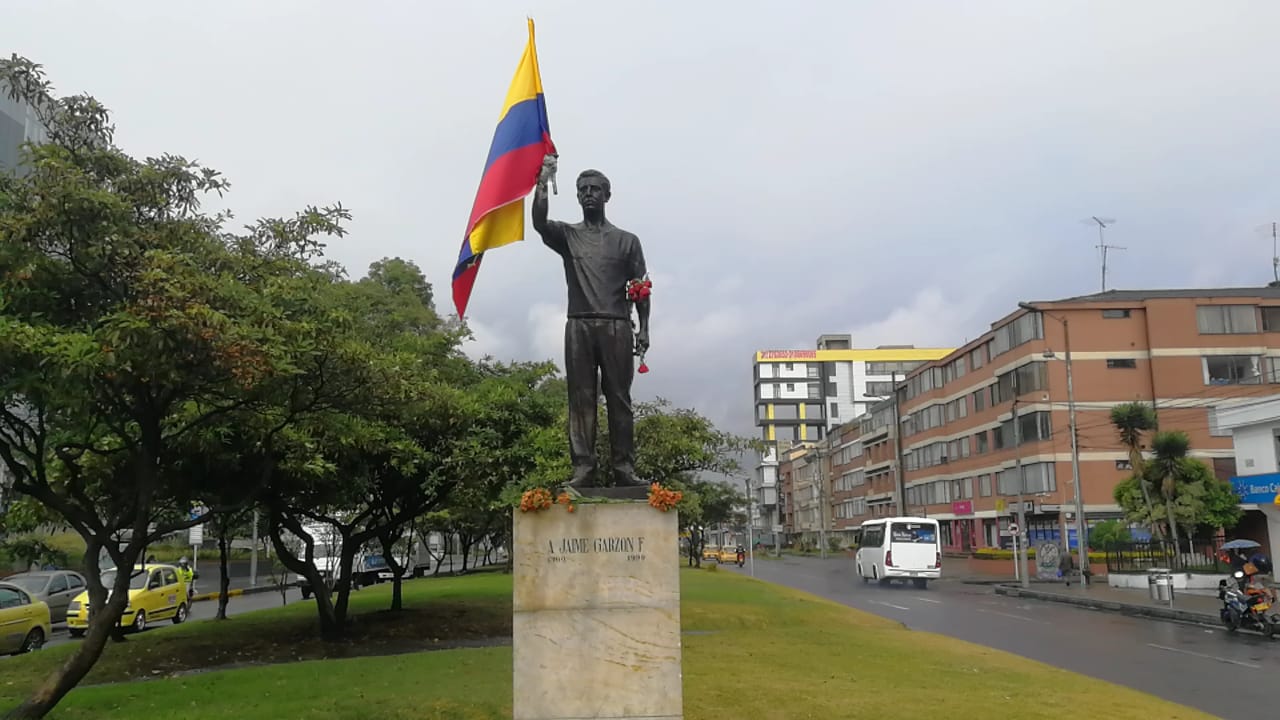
[759,350,817,360]
[951,500,973,516]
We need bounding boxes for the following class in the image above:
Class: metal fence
[1103,539,1228,574]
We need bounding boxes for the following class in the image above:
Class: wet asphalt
[730,555,1279,720]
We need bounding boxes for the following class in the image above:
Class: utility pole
[250,508,259,588]
[1011,375,1030,589]
[816,446,828,559]
[743,476,755,577]
[891,371,908,516]
[1020,302,1088,580]
[1087,216,1124,292]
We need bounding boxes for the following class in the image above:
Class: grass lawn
[2,568,1209,719]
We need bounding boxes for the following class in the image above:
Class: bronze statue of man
[533,155,650,489]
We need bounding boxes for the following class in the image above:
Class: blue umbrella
[1221,539,1262,551]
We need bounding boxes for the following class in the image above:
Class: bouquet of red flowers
[626,276,652,374]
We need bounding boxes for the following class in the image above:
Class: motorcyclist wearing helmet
[177,557,196,599]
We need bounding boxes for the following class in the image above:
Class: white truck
[285,523,453,598]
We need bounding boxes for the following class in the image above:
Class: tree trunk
[378,532,405,612]
[215,520,231,620]
[267,520,340,640]
[1163,478,1182,567]
[1129,447,1162,539]
[5,541,137,719]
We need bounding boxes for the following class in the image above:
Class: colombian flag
[451,19,557,319]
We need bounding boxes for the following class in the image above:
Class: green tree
[1113,431,1241,545]
[1086,519,1130,550]
[1109,402,1160,537]
[0,56,348,717]
[678,479,743,567]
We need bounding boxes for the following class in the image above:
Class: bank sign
[1230,473,1280,505]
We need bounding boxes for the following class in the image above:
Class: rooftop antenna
[1258,222,1280,285]
[1084,216,1123,292]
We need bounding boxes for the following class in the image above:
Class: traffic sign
[1008,523,1019,535]
[995,499,1007,514]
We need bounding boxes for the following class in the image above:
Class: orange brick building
[780,287,1280,552]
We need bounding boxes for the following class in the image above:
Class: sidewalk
[995,580,1222,625]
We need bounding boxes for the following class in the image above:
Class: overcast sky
[6,2,1280,436]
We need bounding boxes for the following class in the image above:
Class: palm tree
[1110,402,1160,537]
[1148,430,1192,554]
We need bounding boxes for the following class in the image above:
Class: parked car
[0,582,52,655]
[65,564,188,637]
[3,570,87,620]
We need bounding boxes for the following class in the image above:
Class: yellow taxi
[66,564,188,637]
[717,546,742,564]
[701,545,720,561]
[0,581,52,655]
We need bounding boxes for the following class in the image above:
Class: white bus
[855,517,942,589]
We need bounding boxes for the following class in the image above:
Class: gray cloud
[6,1,1280,438]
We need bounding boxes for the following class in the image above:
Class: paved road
[734,556,1279,720]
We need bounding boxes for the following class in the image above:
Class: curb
[994,583,1218,625]
[190,584,289,603]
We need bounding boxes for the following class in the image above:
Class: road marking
[913,596,943,604]
[978,608,1039,623]
[872,600,911,611]
[1145,643,1261,669]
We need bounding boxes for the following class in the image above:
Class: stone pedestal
[513,501,683,720]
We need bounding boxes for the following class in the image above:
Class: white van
[855,517,941,589]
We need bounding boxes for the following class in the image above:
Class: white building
[1216,397,1280,564]
[750,335,951,548]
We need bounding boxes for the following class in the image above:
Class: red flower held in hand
[638,362,649,374]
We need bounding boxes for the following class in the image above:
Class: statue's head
[576,169,611,212]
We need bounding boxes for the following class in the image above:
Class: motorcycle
[1218,570,1279,638]
[736,550,746,568]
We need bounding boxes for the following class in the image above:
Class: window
[962,477,974,499]
[807,365,820,378]
[991,312,1044,357]
[785,383,795,392]
[891,522,936,544]
[1203,355,1261,385]
[1196,305,1258,334]
[0,587,30,609]
[1102,309,1131,319]
[992,362,1048,405]
[162,568,178,586]
[972,388,986,412]
[970,344,987,370]
[1115,459,1132,471]
[48,575,68,594]
[861,525,885,547]
[829,402,839,418]
[1263,307,1280,332]
[975,431,989,454]
[1106,358,1137,369]
[979,474,992,497]
[998,463,1057,495]
[807,384,821,399]
[785,363,794,371]
[994,412,1052,448]
[68,574,85,590]
[865,380,894,397]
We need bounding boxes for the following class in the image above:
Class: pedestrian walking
[1058,546,1076,587]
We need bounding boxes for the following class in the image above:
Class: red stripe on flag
[452,254,482,319]
[464,139,552,238]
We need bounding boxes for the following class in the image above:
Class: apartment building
[752,336,950,545]
[753,335,952,445]
[1,86,47,173]
[776,287,1280,553]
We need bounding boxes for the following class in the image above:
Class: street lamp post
[1019,302,1087,583]
[743,475,755,577]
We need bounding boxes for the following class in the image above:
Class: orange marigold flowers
[648,482,682,512]
[520,488,553,513]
